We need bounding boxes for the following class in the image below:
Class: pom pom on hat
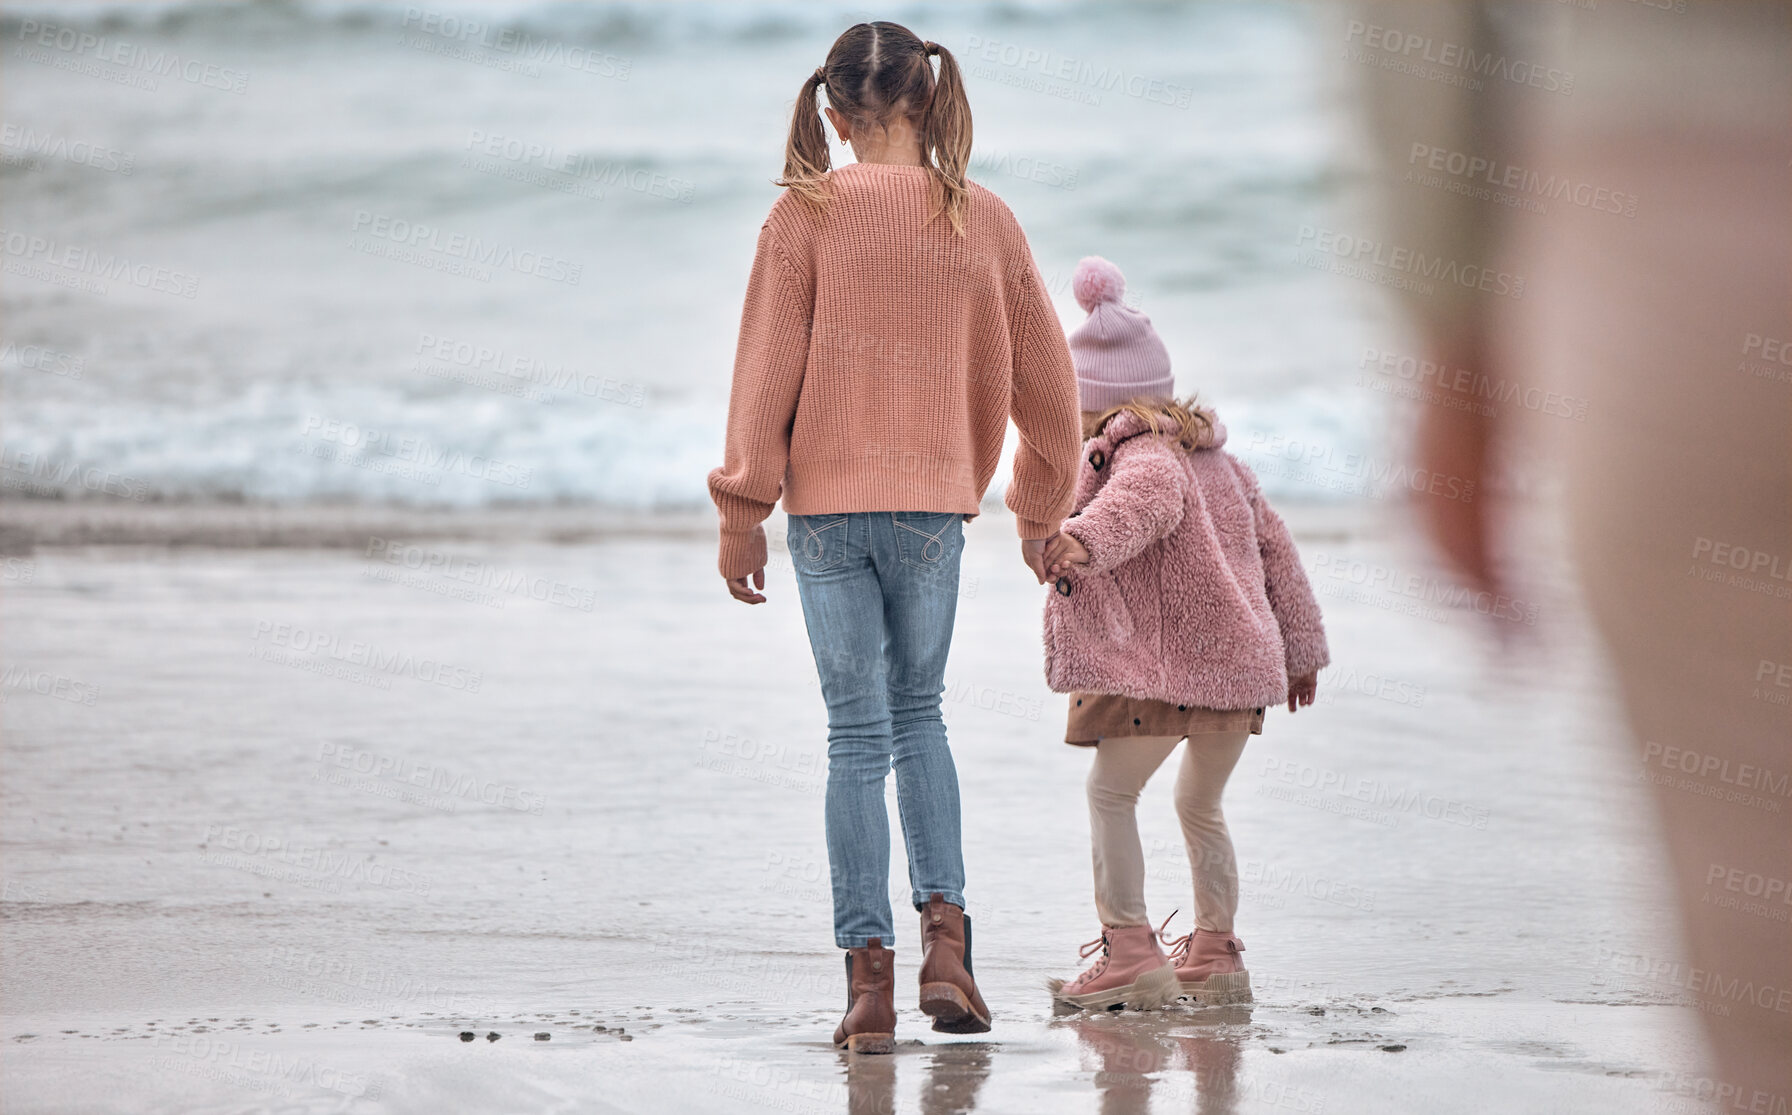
[1073,256,1126,313]
[1066,255,1173,411]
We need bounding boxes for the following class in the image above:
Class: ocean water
[0,0,1388,510]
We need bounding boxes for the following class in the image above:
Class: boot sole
[1175,969,1252,1005]
[1048,962,1179,1012]
[836,1031,895,1054]
[919,982,991,1034]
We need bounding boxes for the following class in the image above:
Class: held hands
[1022,533,1091,584]
[1043,532,1090,578]
[1286,671,1318,713]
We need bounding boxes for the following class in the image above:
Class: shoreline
[0,498,1377,551]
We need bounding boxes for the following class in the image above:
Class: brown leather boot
[917,893,992,1033]
[833,938,896,1053]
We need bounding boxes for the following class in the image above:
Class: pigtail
[778,67,833,207]
[920,41,973,236]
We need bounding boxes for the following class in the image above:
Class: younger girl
[1040,257,1330,1011]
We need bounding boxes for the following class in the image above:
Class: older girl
[709,22,1083,1051]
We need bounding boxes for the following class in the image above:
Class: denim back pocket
[891,511,960,569]
[787,515,850,573]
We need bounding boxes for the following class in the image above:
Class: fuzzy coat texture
[1045,408,1331,709]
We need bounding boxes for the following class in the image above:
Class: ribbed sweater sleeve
[1005,260,1082,539]
[707,219,814,578]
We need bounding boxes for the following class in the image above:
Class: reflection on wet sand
[921,1044,994,1115]
[835,1010,1250,1114]
[841,1041,994,1115]
[843,1050,897,1115]
[1059,1007,1253,1115]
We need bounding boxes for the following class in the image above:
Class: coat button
[1089,449,1106,470]
[932,913,943,925]
[1055,576,1072,596]
[1133,718,1142,726]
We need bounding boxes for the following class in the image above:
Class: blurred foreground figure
[1355,0,1791,1103]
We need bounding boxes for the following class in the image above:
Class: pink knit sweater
[707,163,1083,578]
[1045,410,1331,709]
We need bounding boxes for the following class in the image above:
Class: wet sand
[0,502,1729,1114]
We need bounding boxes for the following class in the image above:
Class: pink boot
[1160,919,1252,1005]
[1048,925,1179,1012]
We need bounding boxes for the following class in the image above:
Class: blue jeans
[787,511,968,949]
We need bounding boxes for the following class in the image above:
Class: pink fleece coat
[1044,409,1331,709]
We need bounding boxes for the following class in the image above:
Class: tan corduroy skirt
[1065,692,1265,747]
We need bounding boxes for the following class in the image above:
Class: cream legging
[1086,732,1251,932]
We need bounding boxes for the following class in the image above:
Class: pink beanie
[1067,256,1173,412]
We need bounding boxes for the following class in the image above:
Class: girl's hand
[1043,532,1090,577]
[726,568,767,605]
[1286,671,1318,713]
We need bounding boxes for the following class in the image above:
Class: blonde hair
[1083,395,1214,452]
[778,22,973,235]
